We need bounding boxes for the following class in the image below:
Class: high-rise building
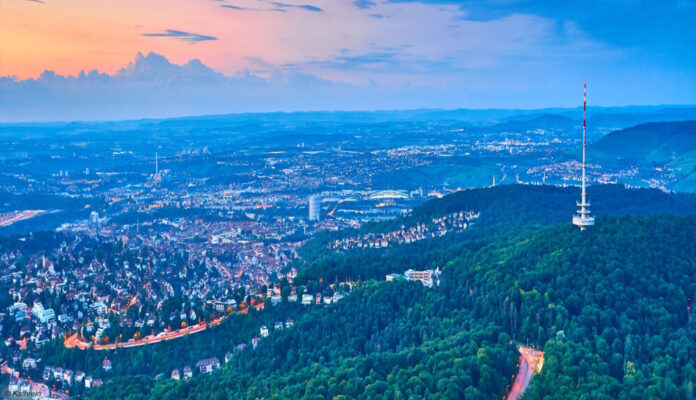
[90,211,99,226]
[573,83,595,231]
[308,195,321,222]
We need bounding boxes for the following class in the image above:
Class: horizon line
[2,104,696,125]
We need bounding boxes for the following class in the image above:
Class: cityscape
[1,102,694,399]
[1,0,695,399]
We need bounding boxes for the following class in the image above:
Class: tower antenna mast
[573,83,595,230]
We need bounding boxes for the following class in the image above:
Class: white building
[32,302,56,323]
[404,268,440,287]
[260,325,269,337]
[196,358,220,374]
[31,302,44,319]
[308,195,321,222]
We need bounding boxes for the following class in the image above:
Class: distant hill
[589,107,696,131]
[4,106,696,135]
[486,113,577,133]
[594,120,696,161]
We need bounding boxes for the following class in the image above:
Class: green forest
[79,185,696,400]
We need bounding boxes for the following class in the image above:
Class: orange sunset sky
[2,0,471,83]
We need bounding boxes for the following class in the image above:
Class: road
[0,210,44,227]
[63,290,314,352]
[507,346,544,400]
[64,317,226,350]
[64,296,269,351]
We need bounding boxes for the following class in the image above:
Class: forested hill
[593,120,696,161]
[408,184,696,231]
[301,184,696,259]
[297,184,696,284]
[86,213,696,400]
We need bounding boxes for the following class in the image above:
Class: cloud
[294,51,400,70]
[220,1,321,12]
[297,4,323,12]
[221,4,247,10]
[142,30,217,43]
[353,0,376,9]
[114,52,224,83]
[271,2,323,12]
[2,50,695,123]
[0,51,489,122]
[24,0,45,3]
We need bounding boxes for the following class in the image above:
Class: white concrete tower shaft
[582,83,587,208]
[573,83,595,230]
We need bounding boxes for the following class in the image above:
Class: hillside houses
[328,210,479,251]
[196,357,220,374]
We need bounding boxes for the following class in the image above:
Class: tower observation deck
[573,83,595,231]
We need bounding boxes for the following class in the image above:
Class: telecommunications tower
[572,83,594,231]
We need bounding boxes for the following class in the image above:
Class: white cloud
[0,52,438,121]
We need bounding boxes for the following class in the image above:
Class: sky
[0,0,695,121]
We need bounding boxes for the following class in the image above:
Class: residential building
[196,357,220,374]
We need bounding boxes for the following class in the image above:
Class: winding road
[64,302,267,351]
[64,317,226,350]
[507,346,544,400]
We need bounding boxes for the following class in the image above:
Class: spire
[573,83,595,231]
